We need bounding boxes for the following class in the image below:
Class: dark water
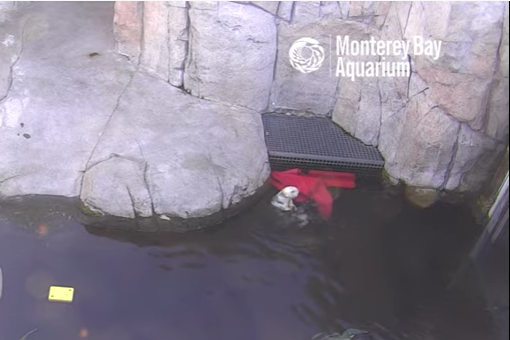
[0,188,499,340]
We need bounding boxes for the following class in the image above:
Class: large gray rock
[372,1,507,190]
[405,1,507,130]
[184,1,277,111]
[416,66,492,131]
[385,92,460,188]
[0,2,270,225]
[81,72,269,219]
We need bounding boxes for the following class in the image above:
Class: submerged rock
[404,186,440,209]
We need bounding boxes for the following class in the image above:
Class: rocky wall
[113,1,509,194]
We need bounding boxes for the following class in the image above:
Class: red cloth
[270,169,356,220]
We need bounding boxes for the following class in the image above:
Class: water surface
[0,188,497,340]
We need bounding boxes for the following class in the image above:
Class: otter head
[281,186,299,199]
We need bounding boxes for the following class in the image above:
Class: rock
[2,0,509,225]
[374,3,410,158]
[113,1,189,87]
[81,155,153,218]
[356,76,381,146]
[380,2,405,40]
[190,1,218,11]
[168,5,189,87]
[486,77,510,141]
[445,124,505,192]
[0,34,15,102]
[338,2,350,20]
[0,2,21,101]
[386,93,460,188]
[332,73,361,134]
[250,1,279,15]
[108,0,509,195]
[168,1,187,8]
[332,53,381,146]
[486,2,509,141]
[1,2,270,227]
[0,2,16,23]
[377,77,408,169]
[113,1,143,64]
[504,2,510,45]
[347,1,392,27]
[276,1,292,21]
[184,1,276,111]
[499,43,509,78]
[394,2,412,33]
[373,2,392,29]
[81,71,269,219]
[348,2,363,18]
[0,2,15,11]
[405,1,506,130]
[293,1,320,23]
[270,20,369,116]
[269,32,336,114]
[404,186,440,208]
[416,65,492,131]
[140,1,169,81]
[0,1,135,198]
[319,1,341,19]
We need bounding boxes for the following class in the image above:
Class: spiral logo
[289,37,325,73]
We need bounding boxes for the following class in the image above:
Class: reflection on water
[0,188,498,340]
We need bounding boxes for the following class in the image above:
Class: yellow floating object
[48,286,74,303]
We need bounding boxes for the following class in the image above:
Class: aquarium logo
[289,35,441,80]
[289,37,325,73]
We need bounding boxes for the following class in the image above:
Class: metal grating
[262,113,384,176]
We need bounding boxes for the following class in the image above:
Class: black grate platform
[262,113,384,176]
